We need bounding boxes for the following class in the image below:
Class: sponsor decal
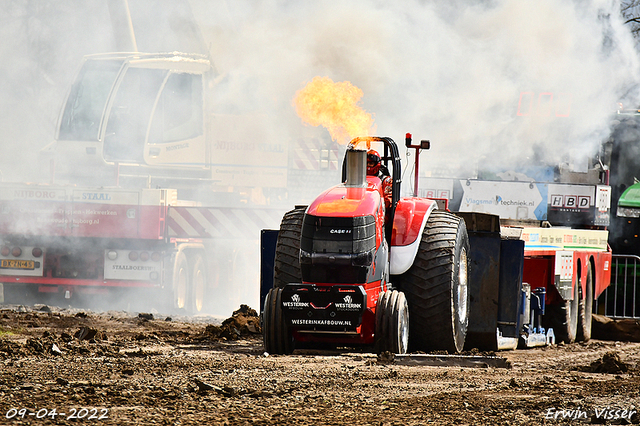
[213,140,284,153]
[283,293,310,308]
[550,194,590,209]
[495,195,535,207]
[82,193,112,201]
[166,142,190,151]
[112,265,156,271]
[422,189,451,199]
[83,209,117,216]
[463,195,534,207]
[465,197,494,205]
[334,294,362,311]
[13,190,57,199]
[290,319,352,326]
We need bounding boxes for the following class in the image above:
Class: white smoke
[2,0,637,178]
[192,0,640,175]
[1,0,639,315]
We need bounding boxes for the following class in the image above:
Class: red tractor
[262,136,471,354]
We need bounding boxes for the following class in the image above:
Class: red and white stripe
[291,138,341,170]
[167,207,286,239]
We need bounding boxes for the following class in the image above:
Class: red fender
[389,197,438,275]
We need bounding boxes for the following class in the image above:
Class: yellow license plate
[0,259,35,270]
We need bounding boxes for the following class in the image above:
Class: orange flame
[293,76,376,145]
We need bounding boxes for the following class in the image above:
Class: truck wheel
[545,282,579,343]
[396,210,470,353]
[263,287,294,354]
[577,266,594,342]
[190,254,206,314]
[274,206,306,289]
[171,251,189,313]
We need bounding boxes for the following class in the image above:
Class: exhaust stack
[345,148,367,188]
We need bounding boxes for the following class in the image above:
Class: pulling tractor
[262,135,539,354]
[262,131,613,354]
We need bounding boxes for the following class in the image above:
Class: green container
[617,182,640,217]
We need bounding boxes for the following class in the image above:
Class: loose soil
[0,304,639,425]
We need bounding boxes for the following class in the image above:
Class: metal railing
[595,254,640,319]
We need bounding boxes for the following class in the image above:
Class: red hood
[307,177,382,217]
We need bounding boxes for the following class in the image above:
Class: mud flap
[457,212,525,351]
[260,229,279,315]
[497,238,526,349]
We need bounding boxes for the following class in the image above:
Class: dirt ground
[0,303,639,426]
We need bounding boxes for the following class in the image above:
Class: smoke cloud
[192,0,640,175]
[2,0,638,179]
[0,0,639,315]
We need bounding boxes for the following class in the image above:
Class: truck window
[103,67,167,162]
[58,60,122,141]
[149,73,203,144]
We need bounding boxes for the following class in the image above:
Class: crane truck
[0,52,339,314]
[261,134,613,354]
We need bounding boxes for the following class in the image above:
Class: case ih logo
[550,194,590,209]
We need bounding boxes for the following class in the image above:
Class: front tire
[374,290,409,354]
[396,211,470,353]
[263,288,294,354]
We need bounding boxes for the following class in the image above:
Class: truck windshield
[103,67,168,162]
[58,60,122,141]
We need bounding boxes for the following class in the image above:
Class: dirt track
[0,304,639,426]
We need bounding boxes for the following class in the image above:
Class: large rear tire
[396,211,470,353]
[545,281,579,344]
[577,266,594,342]
[263,288,294,354]
[274,206,306,289]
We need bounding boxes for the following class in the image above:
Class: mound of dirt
[592,314,640,342]
[578,351,631,374]
[196,304,261,341]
